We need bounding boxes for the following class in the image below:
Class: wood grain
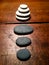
[0,1,49,65]
[0,24,49,65]
[0,2,49,23]
[0,0,49,2]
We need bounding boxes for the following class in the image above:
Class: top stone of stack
[20,4,28,9]
[16,4,30,21]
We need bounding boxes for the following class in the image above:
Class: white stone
[18,7,29,13]
[20,4,28,9]
[16,15,30,21]
[16,11,30,17]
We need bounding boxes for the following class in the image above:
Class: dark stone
[14,24,33,35]
[16,37,31,47]
[17,49,31,61]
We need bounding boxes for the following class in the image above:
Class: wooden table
[0,24,49,65]
[0,0,49,65]
[0,1,49,23]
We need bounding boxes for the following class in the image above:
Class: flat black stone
[16,37,31,47]
[14,24,33,35]
[17,49,31,61]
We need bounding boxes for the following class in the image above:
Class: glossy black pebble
[16,37,31,47]
[14,24,33,35]
[17,49,31,61]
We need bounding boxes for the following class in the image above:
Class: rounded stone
[16,15,30,21]
[16,11,30,17]
[20,4,28,9]
[18,7,29,13]
[17,49,31,61]
[14,24,33,35]
[16,37,31,47]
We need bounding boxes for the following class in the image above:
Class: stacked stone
[14,4,34,61]
[16,4,30,21]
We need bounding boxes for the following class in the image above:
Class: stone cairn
[14,4,34,61]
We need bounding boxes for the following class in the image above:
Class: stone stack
[16,4,30,21]
[14,4,34,61]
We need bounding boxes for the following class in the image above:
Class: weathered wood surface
[0,0,49,65]
[0,24,49,65]
[0,2,49,23]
